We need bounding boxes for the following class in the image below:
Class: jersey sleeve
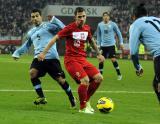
[57,25,71,38]
[113,22,123,45]
[12,34,32,58]
[87,26,92,42]
[96,24,101,46]
[50,16,65,30]
[129,23,142,70]
[129,23,141,55]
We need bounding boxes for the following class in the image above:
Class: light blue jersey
[129,16,160,70]
[129,16,160,58]
[96,21,123,46]
[12,16,65,59]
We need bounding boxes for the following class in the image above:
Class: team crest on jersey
[42,24,47,28]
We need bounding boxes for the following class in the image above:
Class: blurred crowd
[0,0,160,40]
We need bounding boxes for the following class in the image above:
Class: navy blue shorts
[30,58,65,79]
[101,46,116,58]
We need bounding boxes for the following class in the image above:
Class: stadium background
[0,0,160,59]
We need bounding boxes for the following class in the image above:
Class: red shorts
[64,56,99,83]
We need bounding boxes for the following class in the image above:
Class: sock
[86,80,101,101]
[112,61,121,75]
[99,62,104,74]
[31,78,44,98]
[78,84,88,109]
[59,81,75,107]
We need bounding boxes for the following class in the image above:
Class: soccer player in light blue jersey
[96,12,123,80]
[129,4,160,103]
[12,9,76,107]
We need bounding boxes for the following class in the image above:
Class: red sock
[78,84,88,109]
[86,81,101,101]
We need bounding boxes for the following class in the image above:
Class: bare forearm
[90,38,101,55]
[43,35,59,54]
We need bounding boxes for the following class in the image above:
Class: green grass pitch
[0,54,160,124]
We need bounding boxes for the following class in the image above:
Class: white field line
[0,89,154,94]
[0,60,30,64]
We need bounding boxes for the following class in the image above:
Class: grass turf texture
[0,54,160,124]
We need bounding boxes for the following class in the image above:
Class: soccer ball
[97,97,114,113]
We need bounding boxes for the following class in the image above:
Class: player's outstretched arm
[38,35,59,61]
[12,39,32,61]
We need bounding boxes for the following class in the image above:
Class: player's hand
[38,53,45,61]
[97,54,105,63]
[136,68,143,77]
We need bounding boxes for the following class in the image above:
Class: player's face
[75,11,86,27]
[103,14,110,23]
[31,12,42,26]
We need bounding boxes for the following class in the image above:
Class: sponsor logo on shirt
[72,32,88,40]
[72,32,88,47]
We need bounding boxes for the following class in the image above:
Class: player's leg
[65,60,93,114]
[99,62,104,74]
[56,76,76,108]
[152,76,160,103]
[111,57,122,80]
[110,46,122,80]
[152,56,160,103]
[46,59,75,108]
[30,59,47,105]
[98,47,106,74]
[84,61,103,111]
[86,74,103,101]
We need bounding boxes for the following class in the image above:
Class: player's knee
[94,74,103,83]
[111,58,116,62]
[56,77,66,84]
[80,76,90,85]
[30,69,38,79]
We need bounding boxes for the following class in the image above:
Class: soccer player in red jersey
[38,7,105,114]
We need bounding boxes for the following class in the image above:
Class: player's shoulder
[98,21,103,25]
[27,26,37,37]
[64,22,77,30]
[110,21,117,26]
[84,24,91,29]
[130,17,148,31]
[67,22,76,27]
[41,22,55,27]
[98,21,106,27]
[44,21,58,28]
[133,16,151,25]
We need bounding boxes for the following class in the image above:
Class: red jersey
[58,22,92,57]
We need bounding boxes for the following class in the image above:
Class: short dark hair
[74,7,85,16]
[133,3,147,18]
[31,9,41,15]
[102,12,110,16]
